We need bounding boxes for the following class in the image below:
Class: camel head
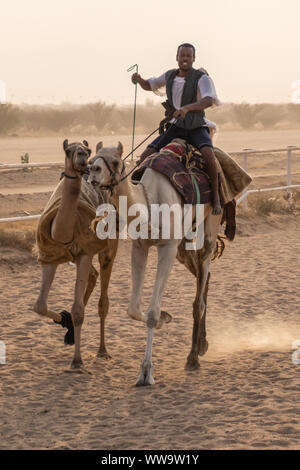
[88,141,124,192]
[63,139,92,175]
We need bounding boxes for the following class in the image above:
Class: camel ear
[96,141,103,153]
[83,140,89,147]
[63,139,69,151]
[117,141,123,157]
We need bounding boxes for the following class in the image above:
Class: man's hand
[175,97,214,116]
[173,106,189,120]
[131,73,142,84]
[131,73,152,91]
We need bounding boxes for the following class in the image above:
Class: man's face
[176,46,195,71]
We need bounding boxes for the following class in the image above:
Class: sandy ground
[0,214,300,450]
[0,130,300,450]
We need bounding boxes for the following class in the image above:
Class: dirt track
[0,130,300,449]
[0,213,299,450]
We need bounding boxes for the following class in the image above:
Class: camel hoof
[127,311,142,322]
[136,361,155,386]
[185,356,200,371]
[127,310,146,323]
[66,360,91,375]
[54,311,74,346]
[136,374,155,387]
[199,340,208,356]
[97,349,112,360]
[156,310,172,329]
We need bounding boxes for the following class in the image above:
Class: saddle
[132,140,237,240]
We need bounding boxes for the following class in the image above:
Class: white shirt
[147,71,220,130]
[147,71,221,107]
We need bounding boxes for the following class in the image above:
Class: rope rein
[94,108,177,191]
[119,114,177,183]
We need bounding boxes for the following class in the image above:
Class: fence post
[0,341,6,364]
[287,146,292,209]
[242,151,248,211]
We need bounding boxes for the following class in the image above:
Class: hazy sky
[1,0,300,105]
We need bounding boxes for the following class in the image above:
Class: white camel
[89,141,223,385]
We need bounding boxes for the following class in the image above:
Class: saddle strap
[191,175,201,205]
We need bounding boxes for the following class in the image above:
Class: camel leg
[34,264,76,345]
[97,241,118,359]
[34,263,98,347]
[185,258,210,370]
[136,242,178,386]
[136,328,155,387]
[185,212,222,370]
[128,241,172,327]
[33,264,61,322]
[83,265,99,306]
[69,254,92,372]
[127,241,149,323]
[198,271,210,356]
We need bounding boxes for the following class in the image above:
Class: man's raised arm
[131,73,152,91]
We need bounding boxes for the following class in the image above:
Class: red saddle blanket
[132,142,218,206]
[132,141,236,240]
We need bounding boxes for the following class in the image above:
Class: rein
[122,113,176,163]
[119,116,177,184]
[96,113,177,190]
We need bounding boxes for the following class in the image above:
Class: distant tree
[0,103,20,135]
[232,103,257,129]
[256,105,281,129]
[87,102,115,132]
[207,104,232,126]
[286,103,300,124]
[45,109,77,132]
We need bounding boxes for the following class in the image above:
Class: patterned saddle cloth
[131,141,220,206]
[132,140,238,240]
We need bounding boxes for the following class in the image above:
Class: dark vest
[165,68,207,130]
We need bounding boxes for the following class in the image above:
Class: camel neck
[62,175,82,199]
[111,177,147,215]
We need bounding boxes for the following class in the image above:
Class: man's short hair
[177,43,196,57]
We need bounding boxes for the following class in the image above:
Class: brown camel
[33,139,118,373]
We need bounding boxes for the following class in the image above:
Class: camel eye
[112,160,119,168]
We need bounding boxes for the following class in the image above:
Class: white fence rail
[0,146,300,223]
[0,162,64,170]
[232,146,300,210]
[0,161,64,223]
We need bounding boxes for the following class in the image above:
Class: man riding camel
[131,42,222,215]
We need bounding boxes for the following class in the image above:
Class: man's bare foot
[212,199,222,215]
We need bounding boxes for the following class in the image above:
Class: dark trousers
[148,124,213,152]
